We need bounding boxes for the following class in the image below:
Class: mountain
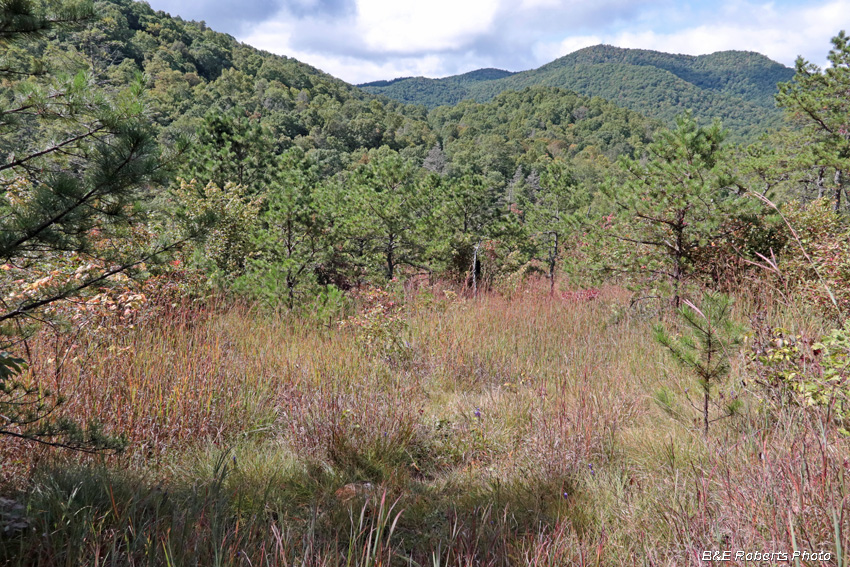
[359,45,796,143]
[359,68,516,108]
[11,0,661,178]
[429,85,657,179]
[26,0,436,175]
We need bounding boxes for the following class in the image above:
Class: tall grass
[0,283,847,565]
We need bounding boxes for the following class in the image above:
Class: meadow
[0,281,845,566]
[2,2,849,564]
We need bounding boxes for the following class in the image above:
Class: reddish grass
[0,282,847,565]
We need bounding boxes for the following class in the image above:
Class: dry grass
[0,283,847,565]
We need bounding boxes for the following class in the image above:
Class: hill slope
[6,0,663,179]
[360,45,795,142]
[30,0,437,169]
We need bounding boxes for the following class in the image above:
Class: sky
[144,0,850,84]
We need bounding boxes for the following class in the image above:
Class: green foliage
[363,45,794,143]
[771,31,850,214]
[814,327,850,424]
[171,178,261,278]
[0,0,94,47]
[429,173,502,280]
[0,0,177,452]
[524,160,590,292]
[430,86,656,174]
[776,31,850,175]
[11,0,438,169]
[236,148,326,309]
[309,283,348,326]
[359,67,515,107]
[180,108,276,194]
[751,325,850,432]
[0,350,26,381]
[606,113,746,307]
[655,292,743,434]
[332,147,435,281]
[730,133,802,201]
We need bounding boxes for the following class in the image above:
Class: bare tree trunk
[817,166,826,199]
[835,169,844,212]
[471,241,481,297]
[548,232,558,297]
[672,210,686,310]
[386,235,395,280]
[286,271,295,310]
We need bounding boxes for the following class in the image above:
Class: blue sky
[144,0,850,83]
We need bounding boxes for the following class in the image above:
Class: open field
[3,1,849,564]
[0,284,846,566]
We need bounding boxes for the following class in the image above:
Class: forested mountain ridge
[21,0,438,170]
[536,46,793,108]
[2,0,658,178]
[359,45,795,142]
[363,68,515,88]
[359,68,516,107]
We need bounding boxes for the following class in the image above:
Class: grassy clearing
[0,284,847,565]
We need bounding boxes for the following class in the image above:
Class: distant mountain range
[359,45,796,143]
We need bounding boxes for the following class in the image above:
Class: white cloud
[294,51,450,83]
[237,0,850,84]
[534,34,603,62]
[567,1,850,67]
[240,20,294,53]
[519,0,562,9]
[355,0,500,53]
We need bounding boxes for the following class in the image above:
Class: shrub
[340,285,412,365]
[750,322,850,432]
[780,198,850,319]
[170,179,261,279]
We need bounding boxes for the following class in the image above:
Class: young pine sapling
[654,292,743,434]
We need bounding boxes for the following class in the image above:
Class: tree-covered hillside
[4,0,661,176]
[361,68,516,108]
[432,86,657,176]
[26,0,437,170]
[360,45,795,143]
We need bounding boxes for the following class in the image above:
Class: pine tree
[433,173,500,283]
[776,31,850,211]
[525,161,588,295]
[0,0,182,450]
[337,147,433,281]
[654,293,743,434]
[607,113,741,308]
[237,148,325,309]
[180,108,276,195]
